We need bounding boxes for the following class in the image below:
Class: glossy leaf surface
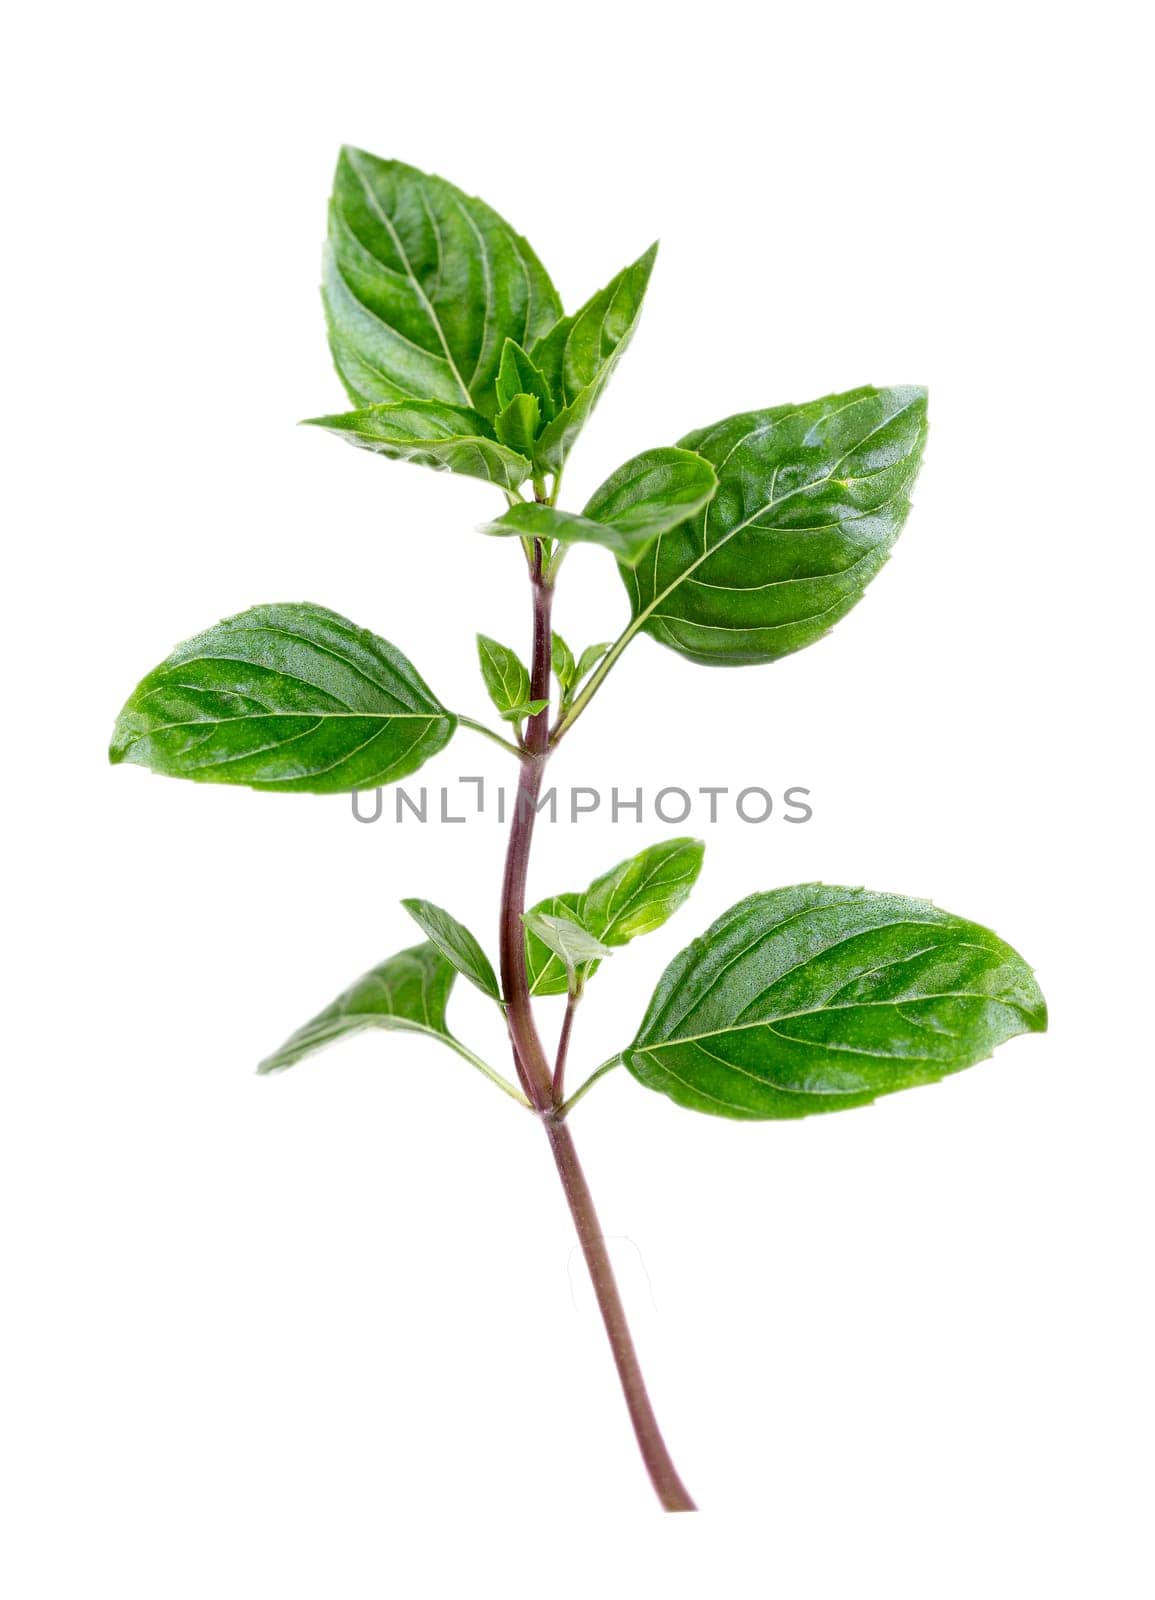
[304,400,532,489]
[529,244,657,473]
[110,604,454,792]
[401,900,501,1001]
[479,446,717,565]
[523,838,704,998]
[621,386,928,665]
[258,943,458,1073]
[626,885,1047,1119]
[582,447,718,563]
[324,148,561,418]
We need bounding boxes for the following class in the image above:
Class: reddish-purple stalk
[496,538,696,1513]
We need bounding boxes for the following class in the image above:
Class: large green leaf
[524,838,705,998]
[323,148,561,418]
[258,943,458,1073]
[401,900,501,1001]
[626,885,1046,1120]
[478,446,718,565]
[529,244,657,474]
[620,386,928,665]
[110,603,454,792]
[303,400,532,490]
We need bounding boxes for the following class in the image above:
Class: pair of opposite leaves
[109,150,1046,1117]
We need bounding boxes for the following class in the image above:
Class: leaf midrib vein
[346,151,474,407]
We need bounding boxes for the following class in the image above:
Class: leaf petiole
[559,1053,623,1117]
[457,714,524,758]
[445,1037,532,1107]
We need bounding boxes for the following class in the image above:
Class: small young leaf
[522,910,612,980]
[496,338,555,419]
[401,899,501,1001]
[493,392,542,457]
[529,243,658,474]
[522,838,704,998]
[477,502,608,545]
[476,634,533,720]
[503,698,549,723]
[621,386,929,665]
[581,448,719,564]
[110,603,455,793]
[478,447,716,565]
[324,148,562,418]
[551,631,576,693]
[258,943,459,1073]
[575,642,611,683]
[582,837,705,945]
[626,885,1047,1119]
[525,893,588,997]
[304,400,532,490]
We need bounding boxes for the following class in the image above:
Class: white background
[3,1,1151,1594]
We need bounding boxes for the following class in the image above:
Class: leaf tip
[1022,982,1049,1035]
[108,715,138,767]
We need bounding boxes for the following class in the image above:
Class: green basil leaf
[478,446,716,565]
[258,943,459,1073]
[525,892,587,997]
[110,603,455,793]
[582,447,719,563]
[620,386,929,665]
[503,698,548,722]
[626,885,1047,1120]
[582,837,705,945]
[522,910,612,980]
[529,243,658,474]
[304,400,532,490]
[324,148,561,418]
[493,392,542,457]
[551,631,576,693]
[401,900,501,1001]
[496,338,555,419]
[476,633,532,720]
[575,641,611,682]
[477,502,602,543]
[522,838,704,998]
